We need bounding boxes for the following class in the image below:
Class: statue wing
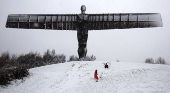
[88,13,163,30]
[6,14,78,30]
[6,13,163,30]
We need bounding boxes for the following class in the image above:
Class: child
[94,69,98,82]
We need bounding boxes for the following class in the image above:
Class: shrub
[43,49,52,64]
[116,59,120,62]
[9,54,18,66]
[68,55,79,61]
[145,58,154,64]
[0,51,10,68]
[145,57,167,64]
[84,55,96,61]
[68,55,96,61]
[16,52,43,69]
[0,66,29,85]
[155,57,166,64]
[53,54,66,63]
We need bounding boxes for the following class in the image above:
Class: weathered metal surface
[6,14,77,30]
[77,14,88,60]
[87,13,162,30]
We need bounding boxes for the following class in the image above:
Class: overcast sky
[0,0,170,63]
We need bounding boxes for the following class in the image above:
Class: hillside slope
[1,61,170,93]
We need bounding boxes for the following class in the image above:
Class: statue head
[81,5,86,14]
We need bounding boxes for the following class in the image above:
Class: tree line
[0,49,66,69]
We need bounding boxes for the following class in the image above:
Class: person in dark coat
[105,63,108,68]
[94,69,98,82]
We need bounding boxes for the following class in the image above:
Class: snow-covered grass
[0,61,170,93]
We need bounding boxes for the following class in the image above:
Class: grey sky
[0,0,170,63]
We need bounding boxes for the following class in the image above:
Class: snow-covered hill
[1,61,170,93]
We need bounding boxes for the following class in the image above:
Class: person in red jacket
[94,69,98,82]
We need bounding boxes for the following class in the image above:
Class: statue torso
[77,14,88,29]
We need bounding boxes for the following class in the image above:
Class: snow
[0,61,170,93]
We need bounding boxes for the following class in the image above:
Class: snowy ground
[0,61,170,93]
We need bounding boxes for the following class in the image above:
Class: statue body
[77,6,88,60]
[77,14,88,60]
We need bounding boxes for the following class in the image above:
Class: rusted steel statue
[6,5,163,60]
